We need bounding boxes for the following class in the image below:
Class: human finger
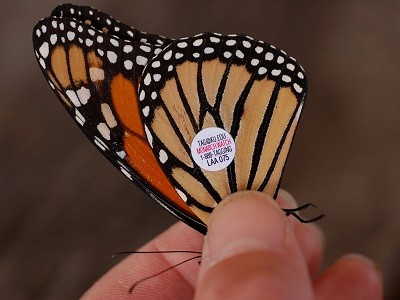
[314,253,383,300]
[82,222,204,300]
[195,191,313,300]
[277,189,324,277]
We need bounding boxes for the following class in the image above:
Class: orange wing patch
[110,75,197,217]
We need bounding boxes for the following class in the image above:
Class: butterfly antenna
[113,250,202,257]
[282,203,325,223]
[128,254,202,293]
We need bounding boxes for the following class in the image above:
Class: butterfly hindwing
[139,33,307,224]
[33,16,206,233]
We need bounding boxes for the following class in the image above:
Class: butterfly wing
[139,33,307,225]
[50,4,171,46]
[33,16,206,233]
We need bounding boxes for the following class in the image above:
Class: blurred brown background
[1,0,399,298]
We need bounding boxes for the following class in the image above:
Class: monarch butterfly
[33,4,315,234]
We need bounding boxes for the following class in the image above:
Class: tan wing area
[152,59,301,225]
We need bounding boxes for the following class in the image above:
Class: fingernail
[206,191,286,264]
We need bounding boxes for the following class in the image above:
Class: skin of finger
[277,190,325,277]
[314,254,383,300]
[82,222,204,300]
[195,192,314,300]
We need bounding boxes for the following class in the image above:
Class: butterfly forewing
[139,33,307,225]
[50,4,171,46]
[33,16,206,233]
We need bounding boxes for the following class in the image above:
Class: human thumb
[194,191,313,300]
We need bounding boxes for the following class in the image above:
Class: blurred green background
[1,0,399,298]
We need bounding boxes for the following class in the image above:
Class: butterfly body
[33,4,307,233]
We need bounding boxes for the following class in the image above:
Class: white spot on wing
[242,40,251,48]
[107,51,117,63]
[153,74,161,82]
[140,45,151,52]
[85,39,93,47]
[286,63,295,71]
[94,136,107,151]
[265,52,273,61]
[224,51,232,58]
[123,45,133,53]
[136,56,148,66]
[101,103,118,128]
[295,102,304,121]
[151,61,160,68]
[75,109,85,125]
[258,67,267,75]
[236,50,244,59]
[110,38,119,47]
[177,42,188,48]
[175,188,188,202]
[210,37,220,43]
[50,34,57,45]
[120,166,132,180]
[97,122,111,140]
[193,39,203,46]
[124,60,133,70]
[39,58,46,69]
[39,42,49,58]
[251,59,259,66]
[139,90,145,101]
[77,87,90,104]
[142,106,150,117]
[117,151,126,159]
[144,125,153,147]
[143,73,152,85]
[159,149,168,164]
[67,31,75,41]
[163,50,172,60]
[89,68,105,81]
[255,46,263,54]
[293,83,303,93]
[271,69,281,76]
[66,90,80,107]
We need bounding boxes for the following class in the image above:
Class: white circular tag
[190,127,236,171]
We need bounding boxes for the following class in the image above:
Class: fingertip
[195,191,314,299]
[340,253,383,289]
[314,253,383,300]
[205,191,286,265]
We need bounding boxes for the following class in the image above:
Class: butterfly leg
[282,203,325,223]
